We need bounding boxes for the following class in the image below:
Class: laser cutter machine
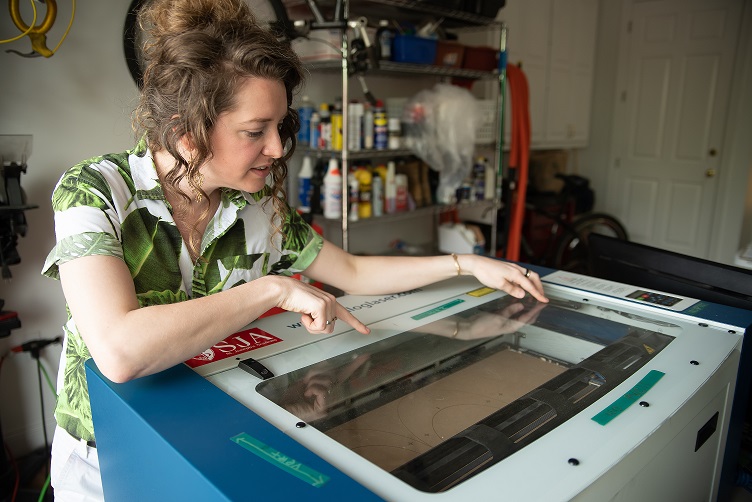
[87,271,752,501]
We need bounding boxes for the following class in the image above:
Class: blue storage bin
[392,35,437,65]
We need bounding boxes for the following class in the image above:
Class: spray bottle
[297,155,314,212]
[323,157,342,219]
[385,160,397,214]
[348,172,360,221]
[372,171,384,217]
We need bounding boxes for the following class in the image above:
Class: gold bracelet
[451,253,461,276]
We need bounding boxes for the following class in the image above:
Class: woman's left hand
[462,255,549,303]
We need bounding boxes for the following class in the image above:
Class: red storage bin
[462,46,499,71]
[434,41,465,68]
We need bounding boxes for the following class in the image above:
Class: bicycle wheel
[553,213,629,274]
[123,0,292,88]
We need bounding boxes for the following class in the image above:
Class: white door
[606,0,742,258]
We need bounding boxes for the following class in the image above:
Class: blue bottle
[297,95,314,146]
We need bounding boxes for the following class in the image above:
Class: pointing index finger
[335,303,371,335]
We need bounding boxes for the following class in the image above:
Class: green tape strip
[411,299,465,320]
[592,370,665,426]
[230,433,330,487]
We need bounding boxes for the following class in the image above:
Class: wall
[0,0,139,456]
[2,0,751,461]
[0,0,436,458]
[710,0,752,263]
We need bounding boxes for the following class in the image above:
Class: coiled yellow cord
[1,0,76,57]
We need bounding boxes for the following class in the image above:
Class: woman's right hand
[458,300,547,340]
[265,276,370,335]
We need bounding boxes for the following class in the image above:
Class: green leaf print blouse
[41,138,323,442]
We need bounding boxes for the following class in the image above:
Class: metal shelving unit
[300,0,505,254]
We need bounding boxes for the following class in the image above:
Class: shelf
[299,147,415,161]
[282,0,501,27]
[313,199,499,229]
[306,60,496,80]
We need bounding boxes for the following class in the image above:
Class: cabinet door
[544,0,598,146]
[501,0,552,146]
[500,0,598,148]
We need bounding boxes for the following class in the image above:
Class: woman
[42,0,547,498]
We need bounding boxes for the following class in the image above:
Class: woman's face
[200,77,288,194]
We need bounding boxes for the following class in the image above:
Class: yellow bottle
[355,167,373,219]
[331,98,343,151]
[373,164,387,185]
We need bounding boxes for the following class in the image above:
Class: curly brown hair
[132,0,303,257]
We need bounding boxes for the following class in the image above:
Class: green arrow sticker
[591,370,665,426]
[411,299,465,320]
[230,433,330,487]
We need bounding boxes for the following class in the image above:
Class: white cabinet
[545,0,599,146]
[468,0,598,148]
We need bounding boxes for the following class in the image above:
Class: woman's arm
[303,240,548,302]
[60,254,368,383]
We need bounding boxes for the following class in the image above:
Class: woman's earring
[190,171,205,203]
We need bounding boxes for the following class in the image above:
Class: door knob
[705,168,716,178]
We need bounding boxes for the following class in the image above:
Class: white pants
[50,426,104,501]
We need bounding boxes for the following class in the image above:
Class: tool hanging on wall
[2,0,76,58]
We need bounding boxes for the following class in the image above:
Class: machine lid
[255,294,674,493]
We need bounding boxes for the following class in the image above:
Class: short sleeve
[41,163,125,280]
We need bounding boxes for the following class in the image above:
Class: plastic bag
[403,84,480,204]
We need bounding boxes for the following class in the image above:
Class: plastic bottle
[323,157,342,219]
[373,163,388,183]
[385,160,397,214]
[372,172,384,217]
[331,97,343,151]
[362,102,374,150]
[395,173,409,212]
[457,178,472,202]
[373,100,388,150]
[377,19,396,61]
[297,95,314,146]
[310,158,326,215]
[309,111,321,149]
[348,101,364,152]
[297,155,314,212]
[318,103,331,150]
[355,168,372,219]
[348,172,359,221]
[484,161,496,200]
[388,117,402,150]
[473,157,487,200]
